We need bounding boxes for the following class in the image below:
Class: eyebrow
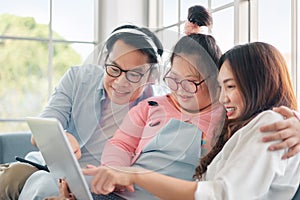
[169,71,200,80]
[107,58,120,67]
[107,58,148,72]
[223,78,234,84]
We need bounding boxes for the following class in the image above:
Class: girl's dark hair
[170,33,221,66]
[194,42,297,180]
[168,33,222,102]
[105,25,163,64]
[188,5,213,27]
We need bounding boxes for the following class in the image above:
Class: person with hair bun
[184,5,213,35]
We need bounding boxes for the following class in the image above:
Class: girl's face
[167,54,212,113]
[103,40,151,105]
[218,60,245,119]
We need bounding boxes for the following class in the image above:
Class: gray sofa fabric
[0,132,38,164]
[0,132,299,199]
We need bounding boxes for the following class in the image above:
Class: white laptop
[26,117,129,200]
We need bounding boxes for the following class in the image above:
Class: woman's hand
[260,106,300,159]
[66,132,81,160]
[82,165,136,195]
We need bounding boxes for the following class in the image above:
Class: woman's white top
[195,110,300,200]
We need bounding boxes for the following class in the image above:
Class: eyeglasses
[163,76,207,94]
[104,64,152,83]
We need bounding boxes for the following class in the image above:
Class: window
[157,0,299,106]
[255,0,299,105]
[0,0,96,132]
[158,0,234,54]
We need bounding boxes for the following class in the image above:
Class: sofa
[0,132,299,200]
[0,132,38,164]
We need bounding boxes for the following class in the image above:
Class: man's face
[103,40,151,105]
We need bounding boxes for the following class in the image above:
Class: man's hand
[31,131,81,159]
[66,132,81,160]
[260,106,300,159]
[31,135,37,147]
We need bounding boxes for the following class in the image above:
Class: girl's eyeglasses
[163,76,208,94]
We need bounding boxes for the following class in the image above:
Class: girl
[100,33,225,191]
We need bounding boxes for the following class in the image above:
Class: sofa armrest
[292,184,300,200]
[0,132,38,164]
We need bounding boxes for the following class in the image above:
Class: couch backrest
[0,132,38,163]
[292,184,300,200]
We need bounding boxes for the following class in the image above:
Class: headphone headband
[109,28,159,59]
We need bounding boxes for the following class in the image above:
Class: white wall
[97,0,148,43]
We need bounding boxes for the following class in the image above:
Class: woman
[83,42,300,200]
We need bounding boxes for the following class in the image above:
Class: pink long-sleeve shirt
[101,95,225,166]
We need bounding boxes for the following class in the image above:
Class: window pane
[0,122,30,133]
[163,0,179,26]
[258,1,297,105]
[211,0,234,9]
[258,0,291,70]
[72,43,95,64]
[297,1,300,105]
[0,40,48,119]
[52,0,94,41]
[212,6,234,53]
[155,28,181,69]
[0,1,49,38]
[52,43,90,85]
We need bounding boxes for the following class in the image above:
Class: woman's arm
[83,166,197,200]
[260,106,300,159]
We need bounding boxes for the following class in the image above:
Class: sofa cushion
[0,132,38,164]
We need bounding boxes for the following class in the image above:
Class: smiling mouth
[226,107,236,112]
[113,87,130,95]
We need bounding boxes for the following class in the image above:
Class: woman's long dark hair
[194,42,297,180]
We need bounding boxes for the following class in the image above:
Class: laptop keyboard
[92,193,127,200]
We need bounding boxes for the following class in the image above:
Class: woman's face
[167,54,212,112]
[218,60,245,119]
[103,40,151,105]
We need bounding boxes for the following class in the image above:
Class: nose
[114,72,130,85]
[218,88,228,104]
[177,83,186,93]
